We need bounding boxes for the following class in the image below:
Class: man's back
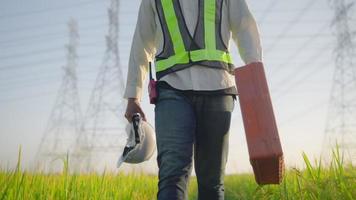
[124,0,262,99]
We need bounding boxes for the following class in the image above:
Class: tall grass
[221,148,355,200]
[0,148,355,200]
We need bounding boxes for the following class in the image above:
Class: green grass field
[1,149,355,200]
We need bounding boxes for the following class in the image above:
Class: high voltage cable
[0,77,96,93]
[0,36,67,49]
[264,0,318,54]
[262,19,334,25]
[267,47,332,93]
[0,14,107,34]
[0,47,64,60]
[282,97,356,126]
[0,31,332,54]
[0,36,130,72]
[4,56,330,98]
[0,91,57,104]
[257,0,278,25]
[0,17,329,36]
[0,4,328,34]
[0,68,99,90]
[0,23,107,47]
[0,32,105,49]
[0,53,100,71]
[262,19,334,102]
[270,41,332,98]
[1,33,106,49]
[0,78,62,92]
[0,87,92,104]
[272,58,333,102]
[270,23,332,76]
[0,0,336,132]
[0,0,106,19]
[265,32,332,40]
[253,8,332,13]
[0,1,332,97]
[0,66,100,85]
[0,41,104,60]
[0,25,134,47]
[279,99,329,126]
[0,32,65,47]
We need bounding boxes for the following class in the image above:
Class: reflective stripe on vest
[155,0,233,79]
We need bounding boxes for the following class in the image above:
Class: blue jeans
[155,86,234,200]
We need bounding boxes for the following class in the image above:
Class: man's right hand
[124,98,147,122]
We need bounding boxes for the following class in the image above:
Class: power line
[0,78,61,91]
[0,53,100,71]
[272,34,332,77]
[1,34,106,50]
[0,23,107,47]
[272,40,331,92]
[0,14,107,34]
[261,19,333,25]
[0,67,100,91]
[252,8,332,14]
[0,63,100,82]
[0,41,104,60]
[0,0,106,20]
[0,72,98,92]
[264,0,318,54]
[257,0,278,25]
[272,58,333,102]
[0,90,57,104]
[0,47,64,60]
[279,99,329,126]
[268,40,332,100]
[0,83,94,105]
[264,33,332,40]
[0,32,65,47]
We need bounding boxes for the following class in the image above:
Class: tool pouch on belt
[235,62,285,185]
[148,62,158,104]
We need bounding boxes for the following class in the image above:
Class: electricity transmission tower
[36,19,82,171]
[324,0,356,162]
[73,0,126,171]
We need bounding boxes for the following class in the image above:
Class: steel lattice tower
[73,0,126,171]
[323,0,356,162]
[36,19,82,171]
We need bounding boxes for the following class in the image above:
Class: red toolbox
[234,62,285,185]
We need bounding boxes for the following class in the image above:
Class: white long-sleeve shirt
[124,0,262,100]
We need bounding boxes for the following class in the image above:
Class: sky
[0,0,353,173]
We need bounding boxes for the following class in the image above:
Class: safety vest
[155,0,234,79]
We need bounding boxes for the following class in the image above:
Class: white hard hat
[117,113,156,168]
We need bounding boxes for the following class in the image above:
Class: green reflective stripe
[161,0,186,59]
[205,0,216,50]
[156,52,190,72]
[190,49,233,64]
[156,0,232,74]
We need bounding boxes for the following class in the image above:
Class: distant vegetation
[0,149,355,199]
